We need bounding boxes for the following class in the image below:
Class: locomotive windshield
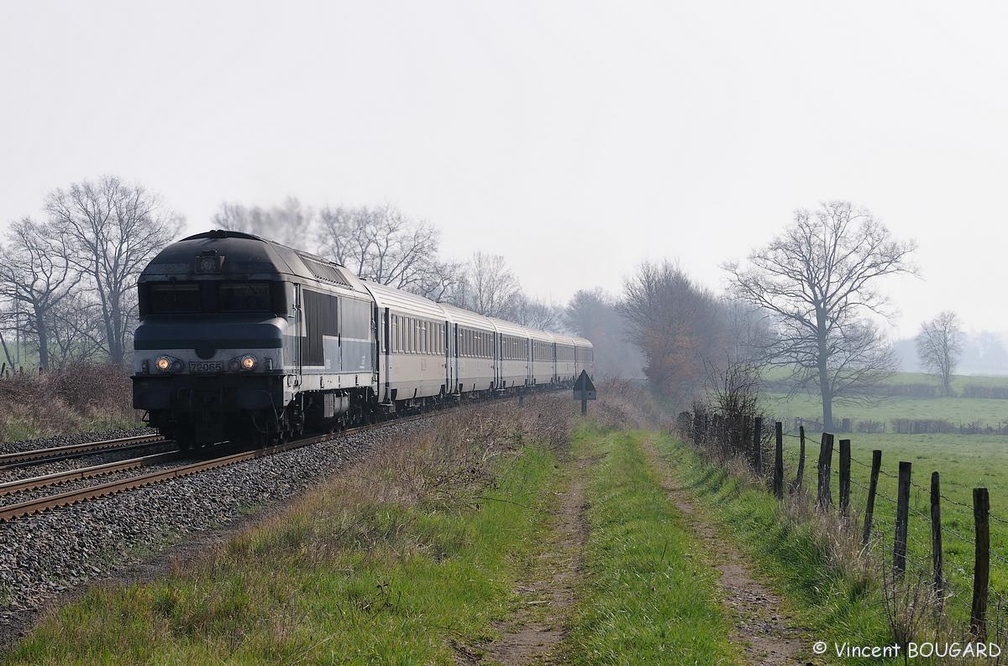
[148,283,200,313]
[218,283,271,312]
[144,281,284,315]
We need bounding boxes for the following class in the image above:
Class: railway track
[0,451,179,498]
[0,417,426,523]
[0,433,167,470]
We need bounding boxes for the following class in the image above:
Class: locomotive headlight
[154,355,182,374]
[240,354,258,371]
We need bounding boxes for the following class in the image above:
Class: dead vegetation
[0,362,139,441]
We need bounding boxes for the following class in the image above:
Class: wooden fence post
[862,449,882,546]
[773,422,784,499]
[894,461,912,579]
[816,433,834,510]
[971,487,990,640]
[753,416,763,474]
[790,425,806,494]
[930,472,944,607]
[839,439,851,520]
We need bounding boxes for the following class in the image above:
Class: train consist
[131,230,593,448]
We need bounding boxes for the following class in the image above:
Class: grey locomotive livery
[132,230,593,448]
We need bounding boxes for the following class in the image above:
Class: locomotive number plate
[189,361,222,374]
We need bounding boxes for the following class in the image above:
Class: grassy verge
[563,425,738,664]
[654,437,898,664]
[2,400,569,664]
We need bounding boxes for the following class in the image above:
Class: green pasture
[764,392,1008,428]
[758,373,1008,622]
[774,427,1008,621]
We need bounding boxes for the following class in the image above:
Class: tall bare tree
[47,176,184,364]
[453,252,521,318]
[916,311,963,396]
[511,294,563,331]
[725,201,916,430]
[0,218,75,369]
[317,204,461,299]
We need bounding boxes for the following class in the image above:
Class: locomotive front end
[132,231,296,448]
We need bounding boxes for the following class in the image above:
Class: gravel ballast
[0,419,429,651]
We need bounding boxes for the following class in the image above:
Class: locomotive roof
[141,230,369,295]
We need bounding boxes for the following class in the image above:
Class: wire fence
[683,410,1008,643]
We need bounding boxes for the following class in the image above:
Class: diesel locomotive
[132,230,593,448]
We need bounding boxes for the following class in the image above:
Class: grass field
[764,392,1008,427]
[761,373,1008,623]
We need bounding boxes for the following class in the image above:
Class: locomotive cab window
[147,282,200,314]
[219,283,271,312]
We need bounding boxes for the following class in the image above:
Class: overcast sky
[2,1,1006,339]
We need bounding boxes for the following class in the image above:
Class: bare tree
[414,259,465,303]
[512,294,563,331]
[916,311,963,396]
[213,197,315,251]
[0,218,75,369]
[619,261,727,405]
[317,204,460,299]
[453,252,521,318]
[47,176,184,364]
[724,201,916,430]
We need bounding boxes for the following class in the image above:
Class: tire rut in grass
[473,455,589,666]
[643,439,814,666]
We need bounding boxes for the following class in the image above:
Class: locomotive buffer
[573,369,596,415]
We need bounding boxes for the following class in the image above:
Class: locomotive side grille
[301,257,351,287]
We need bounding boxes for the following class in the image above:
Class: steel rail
[0,416,429,523]
[0,451,180,498]
[0,434,166,469]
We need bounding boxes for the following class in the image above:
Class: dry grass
[221,396,574,567]
[0,363,141,442]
